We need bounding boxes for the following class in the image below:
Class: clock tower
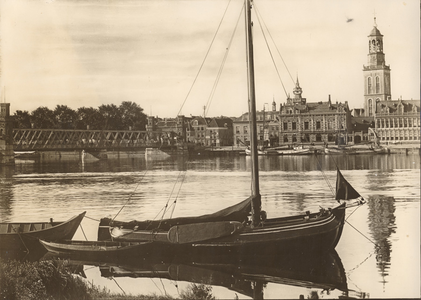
[363,18,391,117]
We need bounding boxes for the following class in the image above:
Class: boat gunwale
[0,212,86,236]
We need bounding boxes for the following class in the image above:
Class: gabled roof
[208,117,233,128]
[376,99,420,114]
[190,116,211,126]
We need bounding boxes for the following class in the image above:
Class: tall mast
[245,0,261,226]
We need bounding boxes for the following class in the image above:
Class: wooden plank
[0,224,8,233]
[167,221,243,244]
[32,223,43,231]
[22,224,31,233]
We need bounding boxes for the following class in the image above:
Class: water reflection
[10,153,420,175]
[43,249,351,300]
[367,195,396,285]
[0,166,14,217]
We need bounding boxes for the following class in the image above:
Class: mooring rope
[345,219,379,247]
[112,277,126,295]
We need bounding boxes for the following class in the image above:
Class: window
[283,135,288,142]
[316,121,321,130]
[368,77,372,94]
[243,126,248,134]
[283,122,288,131]
[236,126,240,134]
[304,122,309,130]
[292,122,296,130]
[368,99,373,116]
[375,76,380,93]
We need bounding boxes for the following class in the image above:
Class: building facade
[361,19,420,144]
[375,99,420,144]
[233,80,352,147]
[363,18,392,117]
[146,115,233,147]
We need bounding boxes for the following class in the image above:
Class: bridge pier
[0,103,14,165]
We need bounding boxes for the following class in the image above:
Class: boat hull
[101,203,346,256]
[40,240,162,262]
[0,212,86,253]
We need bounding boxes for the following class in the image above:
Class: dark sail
[335,169,361,200]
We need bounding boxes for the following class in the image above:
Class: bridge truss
[13,129,161,151]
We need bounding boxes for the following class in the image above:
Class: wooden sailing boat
[98,0,364,255]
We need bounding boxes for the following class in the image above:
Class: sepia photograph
[0,0,419,299]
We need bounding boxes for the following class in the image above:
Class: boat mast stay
[245,0,261,227]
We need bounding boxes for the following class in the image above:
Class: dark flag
[335,168,361,201]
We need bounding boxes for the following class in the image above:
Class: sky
[1,0,419,118]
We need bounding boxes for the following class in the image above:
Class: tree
[98,104,123,130]
[13,110,32,129]
[31,107,56,129]
[76,107,102,130]
[54,105,77,129]
[119,101,147,130]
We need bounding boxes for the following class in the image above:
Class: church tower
[363,18,391,117]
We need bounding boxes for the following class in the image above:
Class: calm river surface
[1,153,419,299]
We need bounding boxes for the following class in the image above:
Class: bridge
[12,128,167,151]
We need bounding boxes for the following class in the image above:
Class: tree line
[12,101,148,131]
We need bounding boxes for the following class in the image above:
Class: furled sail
[335,169,361,200]
[107,196,252,231]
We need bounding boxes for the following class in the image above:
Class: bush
[180,283,215,300]
[0,259,91,300]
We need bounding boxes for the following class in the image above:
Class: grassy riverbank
[0,259,215,300]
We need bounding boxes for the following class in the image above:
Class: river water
[1,153,419,299]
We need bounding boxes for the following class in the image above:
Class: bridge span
[13,128,164,151]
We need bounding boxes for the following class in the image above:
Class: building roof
[280,100,349,114]
[208,117,233,128]
[376,99,420,114]
[369,26,383,37]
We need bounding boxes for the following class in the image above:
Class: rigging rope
[112,171,148,221]
[253,4,289,98]
[205,3,244,117]
[254,2,295,85]
[158,170,186,227]
[169,170,188,219]
[177,0,233,116]
[315,153,335,197]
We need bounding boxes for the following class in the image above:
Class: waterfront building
[375,98,420,144]
[233,100,279,147]
[360,19,420,145]
[146,115,190,145]
[205,117,233,147]
[233,80,352,147]
[278,80,352,145]
[147,115,234,147]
